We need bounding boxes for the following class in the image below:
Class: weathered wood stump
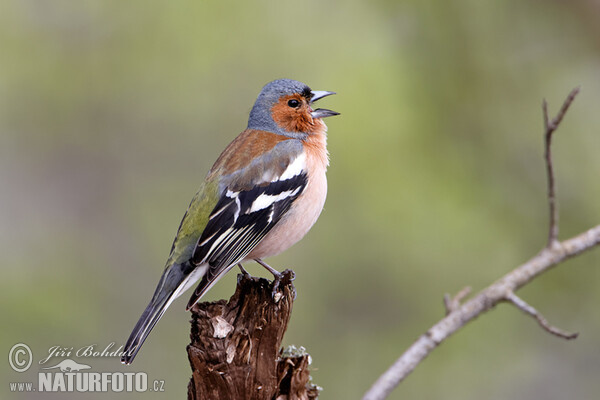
[187,270,320,400]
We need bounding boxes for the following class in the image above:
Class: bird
[121,79,338,364]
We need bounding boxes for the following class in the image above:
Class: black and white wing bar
[187,172,308,308]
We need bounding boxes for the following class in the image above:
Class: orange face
[270,94,325,135]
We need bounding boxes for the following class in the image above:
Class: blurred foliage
[1,0,600,399]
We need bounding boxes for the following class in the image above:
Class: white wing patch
[222,189,242,223]
[279,153,306,181]
[248,153,306,213]
[249,187,303,213]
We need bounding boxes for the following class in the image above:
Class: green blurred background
[2,0,600,399]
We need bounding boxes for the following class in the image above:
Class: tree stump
[187,270,320,400]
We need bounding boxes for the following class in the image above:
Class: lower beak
[310,90,339,119]
[311,108,340,119]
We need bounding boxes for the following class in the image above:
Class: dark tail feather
[185,264,235,310]
[121,262,199,365]
[185,274,212,311]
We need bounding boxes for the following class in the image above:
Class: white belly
[246,168,327,259]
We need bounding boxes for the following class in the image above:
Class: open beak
[310,90,340,119]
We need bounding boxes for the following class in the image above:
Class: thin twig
[362,88,593,400]
[504,291,578,340]
[444,286,472,315]
[543,87,580,247]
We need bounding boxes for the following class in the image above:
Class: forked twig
[362,88,598,400]
[543,87,580,247]
[444,286,472,315]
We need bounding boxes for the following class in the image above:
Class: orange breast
[246,128,329,259]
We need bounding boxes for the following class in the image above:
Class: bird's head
[248,79,339,138]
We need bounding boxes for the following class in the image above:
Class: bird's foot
[254,259,295,300]
[271,272,284,301]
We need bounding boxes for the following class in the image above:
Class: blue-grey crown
[247,79,311,137]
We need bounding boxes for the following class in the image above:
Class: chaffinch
[121,79,338,364]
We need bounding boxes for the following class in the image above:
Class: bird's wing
[186,137,308,308]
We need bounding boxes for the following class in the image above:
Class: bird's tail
[120,262,206,365]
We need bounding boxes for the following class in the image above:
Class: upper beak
[310,90,340,119]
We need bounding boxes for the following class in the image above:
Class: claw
[254,259,297,301]
[254,259,291,301]
[271,271,284,301]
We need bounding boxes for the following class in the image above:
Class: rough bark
[187,269,320,400]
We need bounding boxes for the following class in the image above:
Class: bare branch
[504,290,578,340]
[362,88,597,400]
[362,226,600,400]
[543,87,580,247]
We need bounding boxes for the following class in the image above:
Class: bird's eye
[287,99,300,108]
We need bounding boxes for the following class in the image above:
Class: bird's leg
[254,258,284,297]
[254,258,282,278]
[237,263,250,277]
